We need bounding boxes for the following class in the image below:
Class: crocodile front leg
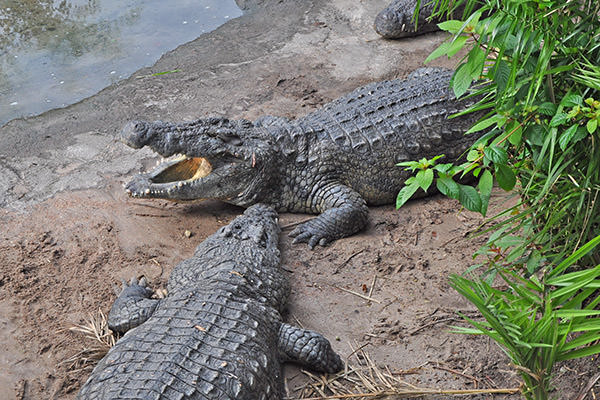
[108,277,160,334]
[289,182,368,248]
[278,323,344,373]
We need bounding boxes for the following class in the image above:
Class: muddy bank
[0,1,595,399]
[0,0,450,210]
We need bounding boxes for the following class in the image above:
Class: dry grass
[63,309,117,372]
[65,313,520,398]
[290,345,520,399]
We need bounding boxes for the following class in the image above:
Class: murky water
[0,0,242,127]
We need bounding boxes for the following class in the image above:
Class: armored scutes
[121,67,483,248]
[77,205,343,400]
[374,0,476,39]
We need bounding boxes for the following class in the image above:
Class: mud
[0,0,597,399]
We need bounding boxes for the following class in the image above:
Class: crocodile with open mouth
[121,67,483,248]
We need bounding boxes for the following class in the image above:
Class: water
[0,0,242,126]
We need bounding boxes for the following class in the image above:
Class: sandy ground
[1,1,598,399]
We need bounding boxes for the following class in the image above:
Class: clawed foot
[108,276,159,334]
[289,220,334,249]
[115,276,154,298]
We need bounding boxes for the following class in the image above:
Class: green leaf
[425,41,451,63]
[415,169,434,191]
[550,113,569,127]
[526,250,542,274]
[458,184,482,213]
[494,60,510,94]
[478,170,493,216]
[495,164,516,191]
[561,94,583,107]
[433,163,453,174]
[559,342,600,361]
[506,121,522,146]
[550,235,600,278]
[484,145,508,164]
[466,149,480,161]
[396,183,420,209]
[467,46,486,79]
[555,310,600,318]
[466,114,506,134]
[495,235,524,248]
[572,126,589,144]
[447,35,468,57]
[587,119,598,134]
[558,125,578,150]
[524,124,546,146]
[150,69,181,77]
[436,176,460,199]
[437,20,465,34]
[452,62,473,98]
[478,170,493,196]
[396,160,420,168]
[537,102,557,116]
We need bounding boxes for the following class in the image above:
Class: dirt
[1,1,599,399]
[2,187,597,399]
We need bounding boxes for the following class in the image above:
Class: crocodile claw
[289,222,332,249]
[117,276,154,298]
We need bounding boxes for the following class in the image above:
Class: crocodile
[77,204,343,399]
[374,0,478,39]
[121,67,483,248]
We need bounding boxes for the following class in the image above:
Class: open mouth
[125,155,214,198]
[150,155,213,184]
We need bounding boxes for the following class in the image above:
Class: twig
[380,296,399,310]
[292,315,305,329]
[346,342,372,364]
[367,275,377,299]
[298,387,520,399]
[334,250,366,274]
[133,213,171,218]
[334,286,381,304]
[433,364,483,387]
[409,317,461,336]
[574,372,600,400]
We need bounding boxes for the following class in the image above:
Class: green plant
[450,235,600,400]
[401,0,600,264]
[397,0,600,397]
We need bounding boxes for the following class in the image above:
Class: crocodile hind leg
[278,323,344,373]
[289,183,368,248]
[108,277,160,334]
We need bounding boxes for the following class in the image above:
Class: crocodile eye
[216,129,242,146]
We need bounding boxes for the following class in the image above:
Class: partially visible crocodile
[374,0,478,39]
[77,204,343,399]
[121,67,483,248]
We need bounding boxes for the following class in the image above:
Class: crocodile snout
[120,121,148,149]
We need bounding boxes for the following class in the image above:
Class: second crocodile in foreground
[121,67,483,248]
[78,204,343,399]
